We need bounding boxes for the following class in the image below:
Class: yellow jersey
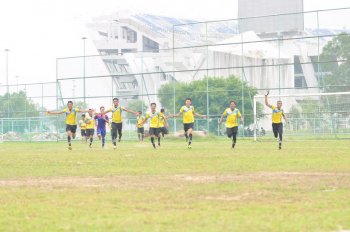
[63,108,79,125]
[109,105,125,123]
[223,108,241,128]
[271,106,284,124]
[145,111,164,128]
[78,119,86,130]
[158,115,166,127]
[85,115,95,129]
[136,116,145,128]
[180,106,195,124]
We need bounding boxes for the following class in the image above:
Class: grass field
[0,138,349,231]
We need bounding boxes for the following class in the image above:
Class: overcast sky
[0,0,349,85]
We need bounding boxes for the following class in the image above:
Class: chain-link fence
[1,7,350,141]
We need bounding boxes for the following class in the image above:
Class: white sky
[0,0,349,85]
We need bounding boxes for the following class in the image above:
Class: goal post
[253,91,350,141]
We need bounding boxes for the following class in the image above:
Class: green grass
[0,138,349,231]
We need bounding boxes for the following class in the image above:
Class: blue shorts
[97,128,106,137]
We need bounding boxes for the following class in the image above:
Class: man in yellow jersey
[47,101,90,150]
[78,114,87,143]
[220,100,244,149]
[136,111,145,142]
[85,109,96,148]
[138,103,166,149]
[159,108,169,138]
[173,98,206,149]
[105,97,138,149]
[265,91,288,150]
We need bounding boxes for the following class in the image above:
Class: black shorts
[66,124,77,133]
[159,126,168,135]
[272,123,283,136]
[183,123,194,132]
[81,129,86,137]
[149,127,159,136]
[137,127,144,134]
[226,126,238,138]
[86,129,95,137]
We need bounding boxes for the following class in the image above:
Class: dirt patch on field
[0,172,349,190]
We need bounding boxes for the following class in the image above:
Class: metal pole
[82,37,87,104]
[253,96,257,141]
[5,49,10,118]
[206,23,210,134]
[172,25,176,134]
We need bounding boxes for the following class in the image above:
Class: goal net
[253,91,350,141]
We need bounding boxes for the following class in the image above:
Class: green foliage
[158,76,262,127]
[320,33,350,92]
[0,91,40,118]
[126,99,148,113]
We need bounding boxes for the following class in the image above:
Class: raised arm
[138,117,148,126]
[124,108,137,115]
[194,112,206,119]
[46,110,65,115]
[265,90,272,109]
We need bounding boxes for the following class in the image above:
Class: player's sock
[151,137,156,148]
[138,134,141,141]
[102,137,105,148]
[185,133,188,142]
[279,141,282,150]
[118,135,122,142]
[89,137,93,147]
[67,136,71,146]
[158,137,161,146]
[188,133,193,145]
[232,137,236,148]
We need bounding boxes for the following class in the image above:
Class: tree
[0,91,40,118]
[158,76,263,132]
[320,33,350,92]
[126,99,148,113]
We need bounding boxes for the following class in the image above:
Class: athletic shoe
[68,146,72,150]
[188,144,192,149]
[113,145,117,150]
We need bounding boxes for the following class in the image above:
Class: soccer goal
[253,91,350,141]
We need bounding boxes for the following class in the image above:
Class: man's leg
[278,124,283,149]
[188,127,193,148]
[101,129,106,148]
[272,124,278,139]
[232,127,238,149]
[117,123,122,142]
[111,123,117,149]
[67,130,72,150]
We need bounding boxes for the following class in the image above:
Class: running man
[94,106,110,148]
[47,101,90,150]
[78,114,87,143]
[85,109,96,148]
[172,98,206,149]
[105,97,138,149]
[159,108,169,138]
[138,103,166,149]
[265,90,288,150]
[136,111,145,142]
[219,100,244,149]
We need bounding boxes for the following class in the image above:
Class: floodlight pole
[4,49,10,118]
[82,37,87,104]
